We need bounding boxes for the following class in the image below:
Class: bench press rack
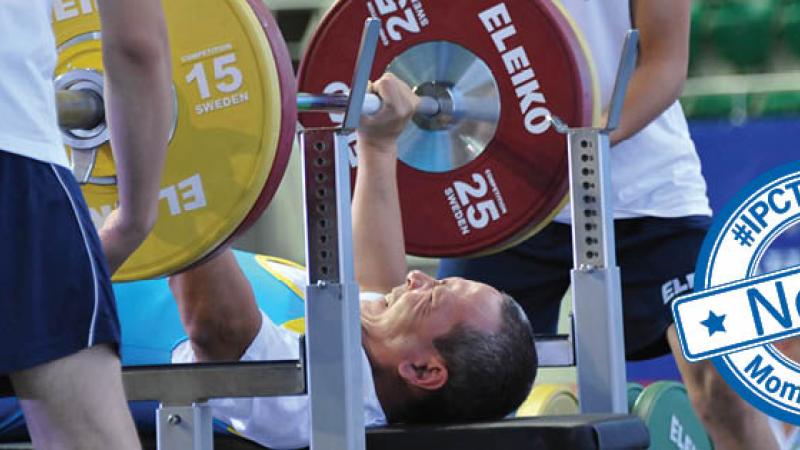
[0,22,646,450]
[505,30,639,415]
[552,29,640,414]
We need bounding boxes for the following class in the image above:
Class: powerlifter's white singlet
[555,0,712,222]
[0,0,69,167]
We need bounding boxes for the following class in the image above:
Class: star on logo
[700,310,727,336]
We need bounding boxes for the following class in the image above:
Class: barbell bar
[56,88,497,132]
[298,92,437,116]
[56,89,104,130]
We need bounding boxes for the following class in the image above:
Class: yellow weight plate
[52,0,287,281]
[516,383,580,417]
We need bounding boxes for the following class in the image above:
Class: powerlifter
[167,74,538,449]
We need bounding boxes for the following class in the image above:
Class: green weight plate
[632,381,713,450]
[628,382,644,413]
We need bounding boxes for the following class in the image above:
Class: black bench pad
[366,415,649,450]
[138,414,649,450]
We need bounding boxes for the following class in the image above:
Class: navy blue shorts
[439,216,711,360]
[0,151,120,374]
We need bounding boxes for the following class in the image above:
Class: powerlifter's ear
[398,356,448,391]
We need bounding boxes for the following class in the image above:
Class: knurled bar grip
[297,92,440,116]
[297,93,499,123]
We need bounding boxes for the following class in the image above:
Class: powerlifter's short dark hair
[396,292,538,423]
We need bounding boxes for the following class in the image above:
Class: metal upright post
[299,18,380,450]
[566,126,627,414]
[551,30,639,414]
[156,404,213,450]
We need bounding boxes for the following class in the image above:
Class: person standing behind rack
[0,1,172,448]
[439,1,778,449]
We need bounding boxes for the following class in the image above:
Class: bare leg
[10,344,140,450]
[169,249,262,361]
[667,325,778,450]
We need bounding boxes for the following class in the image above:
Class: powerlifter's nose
[406,270,435,290]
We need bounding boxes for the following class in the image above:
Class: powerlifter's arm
[167,75,418,360]
[352,74,419,293]
[168,249,263,361]
[95,0,173,273]
[607,0,690,145]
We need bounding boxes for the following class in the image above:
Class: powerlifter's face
[360,271,503,357]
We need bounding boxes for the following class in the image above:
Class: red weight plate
[298,0,595,257]
[232,0,297,235]
[470,0,600,255]
[187,0,297,269]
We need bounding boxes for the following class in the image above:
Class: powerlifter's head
[360,270,537,423]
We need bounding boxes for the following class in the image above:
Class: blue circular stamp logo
[691,161,800,424]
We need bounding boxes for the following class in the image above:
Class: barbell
[52,0,599,280]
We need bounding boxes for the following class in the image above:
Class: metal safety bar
[122,359,306,404]
[534,334,575,367]
[130,353,306,450]
[133,344,306,450]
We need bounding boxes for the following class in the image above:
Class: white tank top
[554,0,711,222]
[0,0,69,167]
